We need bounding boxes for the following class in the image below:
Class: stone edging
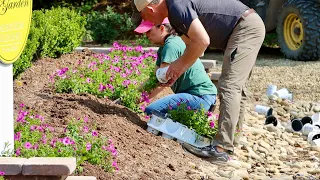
[0,157,96,180]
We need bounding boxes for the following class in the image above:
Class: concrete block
[0,157,27,175]
[200,59,216,69]
[66,176,97,180]
[210,72,221,81]
[22,157,76,176]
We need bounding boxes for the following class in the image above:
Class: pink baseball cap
[134,18,170,34]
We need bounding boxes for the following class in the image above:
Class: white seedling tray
[147,113,212,148]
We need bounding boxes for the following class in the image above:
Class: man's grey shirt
[166,0,249,50]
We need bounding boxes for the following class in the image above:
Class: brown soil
[13,51,213,180]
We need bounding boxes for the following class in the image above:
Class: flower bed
[12,104,118,173]
[52,42,158,113]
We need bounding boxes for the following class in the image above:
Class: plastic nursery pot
[255,105,272,116]
[302,124,320,136]
[291,119,303,131]
[308,131,320,146]
[147,126,159,135]
[266,84,277,96]
[265,115,278,126]
[162,133,174,140]
[156,66,170,83]
[301,116,313,125]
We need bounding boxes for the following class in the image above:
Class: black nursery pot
[301,116,313,125]
[291,119,303,131]
[265,115,278,127]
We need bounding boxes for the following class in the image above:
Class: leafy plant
[14,104,118,173]
[167,103,219,139]
[141,67,158,93]
[52,42,158,113]
[86,7,134,44]
[39,7,86,58]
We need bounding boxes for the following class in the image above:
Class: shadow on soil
[36,93,147,130]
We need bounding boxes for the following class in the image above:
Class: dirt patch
[14,51,212,180]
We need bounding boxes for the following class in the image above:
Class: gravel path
[204,48,320,102]
[196,48,320,179]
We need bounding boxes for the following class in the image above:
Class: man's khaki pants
[214,13,266,152]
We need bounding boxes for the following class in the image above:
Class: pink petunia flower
[0,171,5,176]
[112,160,119,171]
[86,143,91,151]
[92,131,98,137]
[209,121,215,128]
[50,139,57,147]
[33,143,39,150]
[24,142,32,149]
[14,132,21,141]
[62,137,72,145]
[15,148,21,156]
[98,83,106,92]
[83,126,89,133]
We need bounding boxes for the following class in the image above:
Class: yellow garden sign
[0,0,33,64]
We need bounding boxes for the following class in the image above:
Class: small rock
[308,169,320,175]
[217,170,234,178]
[247,147,264,162]
[285,138,295,146]
[234,169,249,180]
[314,106,320,112]
[256,166,267,174]
[239,161,251,169]
[290,111,299,118]
[280,147,287,155]
[259,140,271,149]
[227,160,242,169]
[311,146,320,152]
[290,162,303,169]
[280,168,292,173]
[257,146,268,154]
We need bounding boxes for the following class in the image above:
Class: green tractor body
[240,0,320,61]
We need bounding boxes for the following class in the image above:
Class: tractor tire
[277,0,320,61]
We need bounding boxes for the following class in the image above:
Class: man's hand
[162,60,187,87]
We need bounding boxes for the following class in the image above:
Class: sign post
[0,0,33,155]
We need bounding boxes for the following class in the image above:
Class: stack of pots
[290,113,320,136]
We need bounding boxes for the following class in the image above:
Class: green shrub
[13,7,87,78]
[39,7,86,58]
[86,7,134,44]
[13,10,44,78]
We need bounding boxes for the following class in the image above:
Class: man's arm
[180,35,191,45]
[165,18,210,85]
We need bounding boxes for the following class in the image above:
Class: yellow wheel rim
[284,13,304,50]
